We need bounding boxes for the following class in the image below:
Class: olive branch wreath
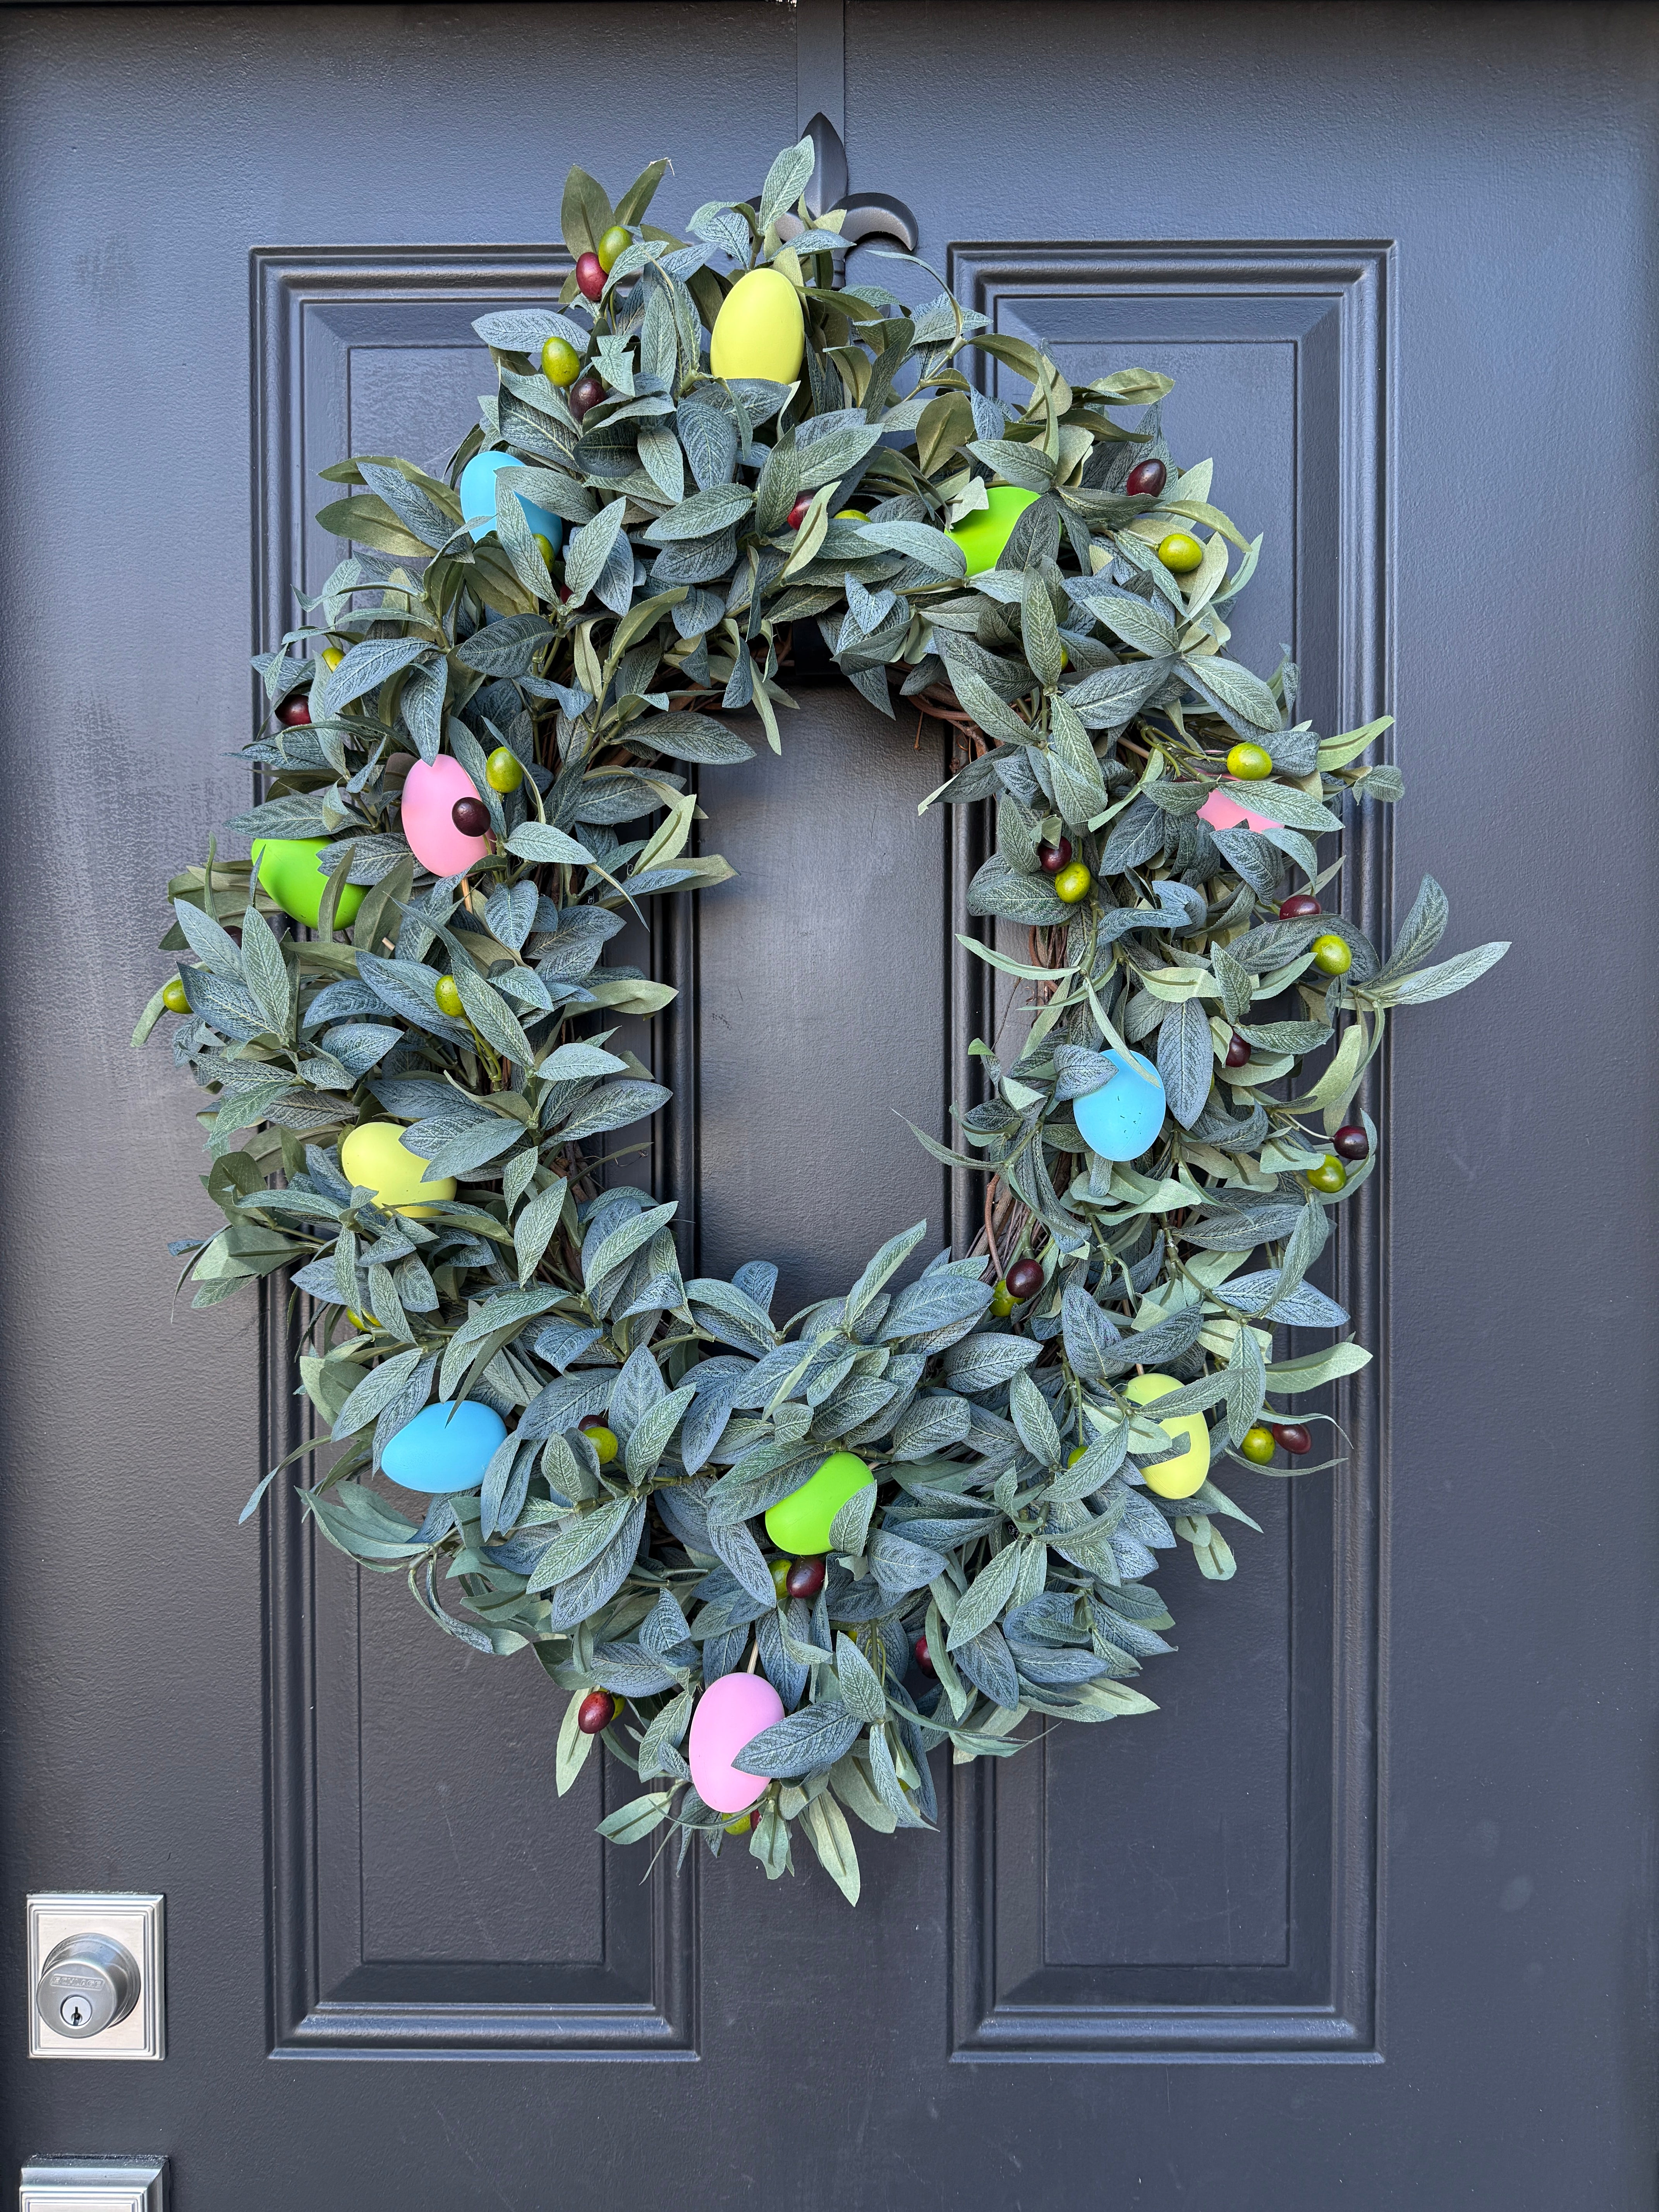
[136,137,1506,1903]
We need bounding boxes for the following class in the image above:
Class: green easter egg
[251,837,364,930]
[947,486,1039,576]
[764,1451,874,1556]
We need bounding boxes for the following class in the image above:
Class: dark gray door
[2,5,1653,2205]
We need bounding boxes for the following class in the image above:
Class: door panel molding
[249,236,1394,2060]
[253,248,696,2059]
[945,240,1393,2060]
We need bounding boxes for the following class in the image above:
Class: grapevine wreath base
[137,141,1505,1902]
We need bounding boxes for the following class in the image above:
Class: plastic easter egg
[948,487,1039,576]
[250,837,365,929]
[1072,1047,1167,1162]
[340,1120,457,1217]
[709,267,805,384]
[457,450,563,555]
[688,1671,785,1815]
[1197,787,1282,836]
[401,755,490,878]
[1125,1372,1210,1499]
[382,1399,508,1494]
[764,1451,874,1556]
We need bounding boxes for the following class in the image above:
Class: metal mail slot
[19,2157,166,2211]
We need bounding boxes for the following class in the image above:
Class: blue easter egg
[381,1399,508,1493]
[457,450,563,556]
[1072,1048,1168,1161]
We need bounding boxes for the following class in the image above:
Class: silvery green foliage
[136,143,1507,1904]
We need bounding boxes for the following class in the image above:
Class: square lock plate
[26,1897,164,2061]
[19,2158,166,2210]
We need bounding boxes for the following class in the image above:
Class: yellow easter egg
[709,267,805,384]
[340,1121,456,1218]
[1124,1371,1210,1499]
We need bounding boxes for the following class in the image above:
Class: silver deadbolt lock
[35,1934,141,2040]
[27,1894,164,2058]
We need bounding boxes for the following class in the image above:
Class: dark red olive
[569,372,605,421]
[914,1635,935,1676]
[1125,457,1167,499]
[785,1557,826,1601]
[1037,838,1073,875]
[786,491,814,530]
[1278,894,1322,919]
[1006,1256,1044,1301]
[575,251,606,302]
[1332,1124,1370,1161]
[276,692,312,727]
[451,795,490,836]
[1271,1423,1312,1456]
[577,1690,617,1734]
[1224,1033,1252,1068]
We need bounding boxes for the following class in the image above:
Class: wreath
[136,139,1507,1904]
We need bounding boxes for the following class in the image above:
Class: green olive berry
[1226,741,1273,780]
[723,1811,753,1834]
[1240,1425,1277,1464]
[1311,933,1352,975]
[1157,531,1204,574]
[1067,1444,1088,1468]
[434,974,464,1018]
[485,745,524,793]
[321,645,343,670]
[580,1418,619,1463]
[596,225,631,273]
[989,1281,1016,1318]
[540,335,581,386]
[532,532,556,570]
[1306,1155,1348,1194]
[161,977,190,1014]
[1054,860,1092,904]
[770,1557,792,1601]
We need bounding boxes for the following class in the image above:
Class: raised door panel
[256,254,691,2057]
[948,244,1388,2057]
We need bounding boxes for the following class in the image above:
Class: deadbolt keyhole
[34,1934,141,2040]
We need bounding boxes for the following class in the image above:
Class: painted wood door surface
[0,5,1653,2205]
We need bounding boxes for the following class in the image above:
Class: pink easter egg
[688,1672,785,1815]
[1199,787,1282,836]
[401,754,489,877]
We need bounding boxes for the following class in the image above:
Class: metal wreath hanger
[773,112,918,266]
